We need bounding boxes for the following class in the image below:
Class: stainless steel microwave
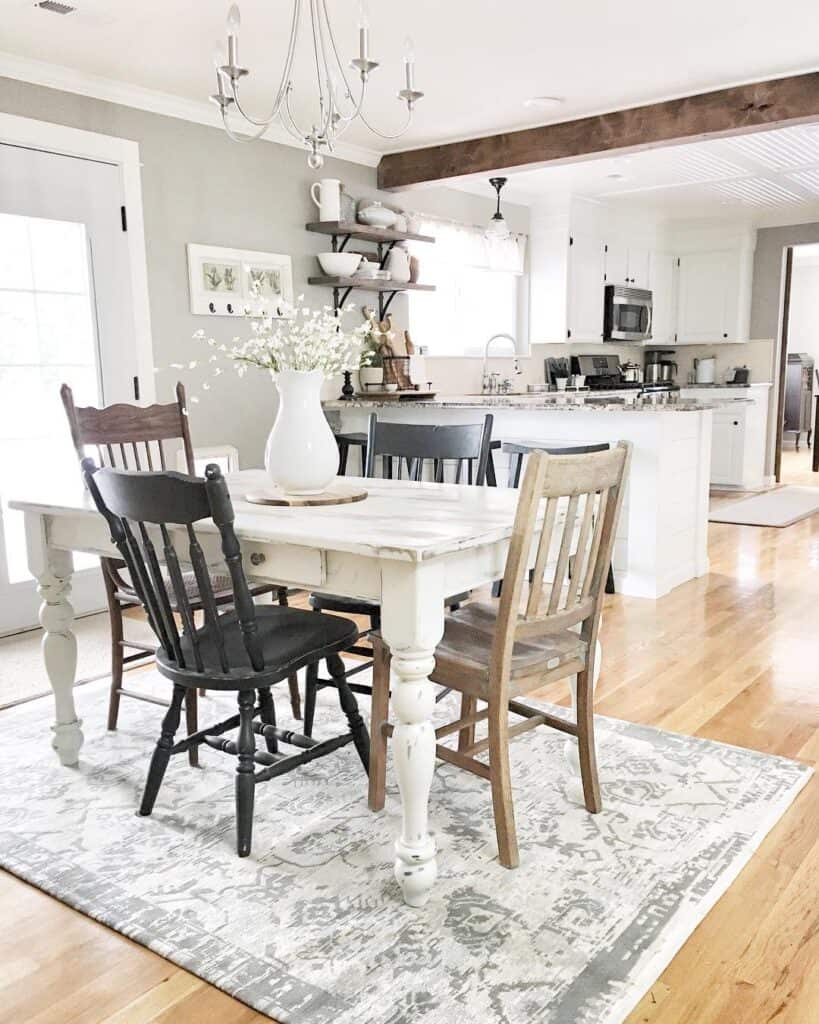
[603,285,653,342]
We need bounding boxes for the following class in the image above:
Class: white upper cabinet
[567,234,605,342]
[605,243,651,288]
[675,250,739,343]
[649,251,676,346]
[626,247,651,289]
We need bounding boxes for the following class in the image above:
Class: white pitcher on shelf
[310,178,342,222]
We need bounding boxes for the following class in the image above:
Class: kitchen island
[325,392,724,599]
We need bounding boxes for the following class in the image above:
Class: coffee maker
[643,350,678,390]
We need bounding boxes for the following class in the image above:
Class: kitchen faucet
[482,333,521,393]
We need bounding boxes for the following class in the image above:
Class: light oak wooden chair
[368,441,631,868]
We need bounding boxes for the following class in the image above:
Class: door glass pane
[0,213,99,584]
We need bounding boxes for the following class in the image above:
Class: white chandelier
[211,1,424,168]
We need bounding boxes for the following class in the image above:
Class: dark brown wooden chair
[369,443,631,868]
[60,383,301,760]
[307,413,495,735]
[82,459,369,857]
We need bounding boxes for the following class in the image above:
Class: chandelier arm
[283,87,311,144]
[320,0,363,116]
[220,107,271,143]
[327,79,367,132]
[355,105,414,141]
[308,0,330,134]
[227,0,301,127]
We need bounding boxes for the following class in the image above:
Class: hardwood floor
[2,454,818,1023]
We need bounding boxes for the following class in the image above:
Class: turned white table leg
[25,513,83,766]
[379,561,445,908]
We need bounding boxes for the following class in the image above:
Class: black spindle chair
[306,413,494,735]
[82,459,369,858]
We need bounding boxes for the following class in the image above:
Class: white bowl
[358,202,398,229]
[383,383,399,392]
[317,251,362,277]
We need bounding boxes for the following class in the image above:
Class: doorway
[0,138,146,634]
[774,243,819,486]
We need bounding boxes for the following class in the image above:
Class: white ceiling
[449,124,819,225]
[2,0,818,159]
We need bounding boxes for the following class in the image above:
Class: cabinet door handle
[723,333,728,338]
[733,420,739,426]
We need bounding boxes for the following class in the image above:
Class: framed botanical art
[187,244,294,317]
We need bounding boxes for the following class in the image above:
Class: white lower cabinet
[679,387,770,489]
[709,409,745,485]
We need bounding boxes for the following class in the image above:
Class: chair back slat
[160,523,204,672]
[137,521,184,666]
[364,414,494,484]
[570,490,597,605]
[119,517,174,654]
[547,493,579,615]
[82,459,261,679]
[490,443,631,690]
[581,490,609,601]
[205,465,265,671]
[524,497,557,618]
[186,524,230,673]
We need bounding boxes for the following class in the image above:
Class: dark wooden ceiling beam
[377,72,819,190]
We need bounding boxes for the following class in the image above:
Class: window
[0,213,100,583]
[407,216,527,357]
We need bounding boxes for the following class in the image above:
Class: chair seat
[310,590,471,619]
[431,602,587,698]
[157,605,358,689]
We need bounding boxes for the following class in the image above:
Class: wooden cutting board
[244,482,368,507]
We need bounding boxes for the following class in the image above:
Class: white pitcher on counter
[310,178,342,222]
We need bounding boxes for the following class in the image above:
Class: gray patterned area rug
[0,675,810,1024]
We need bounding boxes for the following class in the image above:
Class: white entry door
[0,142,140,634]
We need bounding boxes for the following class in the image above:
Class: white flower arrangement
[191,296,369,381]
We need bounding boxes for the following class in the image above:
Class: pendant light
[486,177,510,239]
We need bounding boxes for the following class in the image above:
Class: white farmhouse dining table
[11,469,598,907]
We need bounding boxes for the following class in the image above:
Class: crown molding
[0,50,381,168]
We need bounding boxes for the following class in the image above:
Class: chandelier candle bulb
[403,36,415,90]
[226,4,241,68]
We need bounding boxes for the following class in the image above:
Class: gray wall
[750,222,819,340]
[0,76,528,467]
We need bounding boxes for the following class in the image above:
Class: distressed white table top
[11,470,523,563]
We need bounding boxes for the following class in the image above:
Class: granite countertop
[679,382,772,389]
[324,393,747,413]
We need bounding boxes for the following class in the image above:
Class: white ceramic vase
[264,369,338,494]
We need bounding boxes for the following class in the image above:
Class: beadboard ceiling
[1,0,818,161]
[450,123,819,224]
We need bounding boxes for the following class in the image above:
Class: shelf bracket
[337,234,352,253]
[379,290,399,320]
[378,240,397,269]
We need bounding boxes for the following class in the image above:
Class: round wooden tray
[244,482,368,507]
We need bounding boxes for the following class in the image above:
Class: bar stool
[496,439,616,596]
[335,432,368,476]
[335,432,501,484]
